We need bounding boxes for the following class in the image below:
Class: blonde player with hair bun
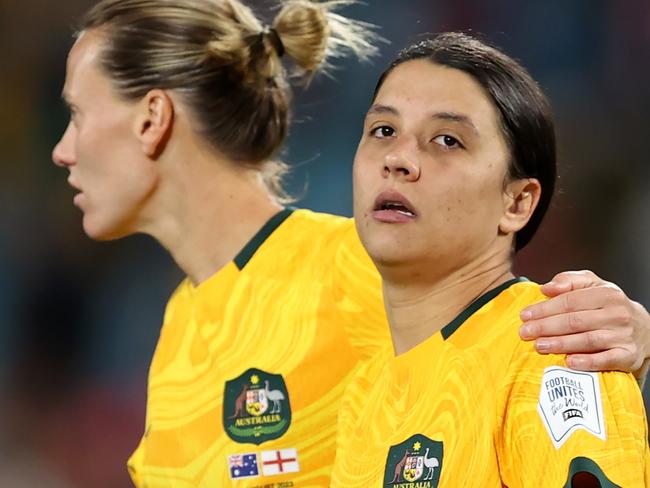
[52,0,650,486]
[54,1,386,485]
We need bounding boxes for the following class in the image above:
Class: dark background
[1,0,649,485]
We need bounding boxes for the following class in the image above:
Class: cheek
[88,123,138,180]
[98,163,157,230]
[430,171,504,226]
[352,156,369,209]
[458,175,507,228]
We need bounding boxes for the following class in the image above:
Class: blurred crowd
[1,0,649,485]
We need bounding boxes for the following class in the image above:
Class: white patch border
[537,366,606,449]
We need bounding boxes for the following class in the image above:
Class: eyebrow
[366,104,479,135]
[432,111,479,135]
[366,104,399,116]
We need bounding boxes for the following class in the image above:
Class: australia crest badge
[223,368,291,444]
[383,434,443,487]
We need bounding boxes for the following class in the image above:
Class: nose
[383,151,420,182]
[52,122,76,168]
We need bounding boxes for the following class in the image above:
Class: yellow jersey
[127,208,390,487]
[332,279,649,487]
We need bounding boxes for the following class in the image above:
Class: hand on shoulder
[518,270,650,380]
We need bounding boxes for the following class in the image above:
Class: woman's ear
[499,178,542,235]
[134,89,174,158]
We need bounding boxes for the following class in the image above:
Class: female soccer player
[332,32,648,486]
[52,1,649,486]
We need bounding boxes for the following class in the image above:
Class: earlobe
[498,178,542,235]
[136,89,173,158]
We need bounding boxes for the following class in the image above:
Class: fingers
[518,272,649,376]
[530,328,641,373]
[564,349,635,373]
[519,307,632,340]
[531,329,627,355]
[520,285,628,323]
[539,270,609,298]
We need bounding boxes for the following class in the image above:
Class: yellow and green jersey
[332,279,649,487]
[127,208,390,487]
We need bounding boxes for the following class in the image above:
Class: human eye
[432,134,464,150]
[370,125,396,139]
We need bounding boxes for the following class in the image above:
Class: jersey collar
[233,208,294,270]
[440,276,529,340]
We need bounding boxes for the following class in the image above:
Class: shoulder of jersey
[447,280,544,349]
[281,209,356,248]
[290,209,354,231]
[491,280,546,340]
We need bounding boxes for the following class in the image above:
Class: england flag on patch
[261,448,300,476]
[228,453,259,479]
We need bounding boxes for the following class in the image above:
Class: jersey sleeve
[330,220,391,361]
[496,346,650,487]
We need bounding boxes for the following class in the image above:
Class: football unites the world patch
[383,434,443,488]
[223,368,292,444]
[227,448,300,480]
[537,366,606,449]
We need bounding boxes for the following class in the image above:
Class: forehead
[374,59,500,130]
[63,30,111,100]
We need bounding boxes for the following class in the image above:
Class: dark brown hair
[374,32,557,251]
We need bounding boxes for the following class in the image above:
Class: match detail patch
[537,366,605,449]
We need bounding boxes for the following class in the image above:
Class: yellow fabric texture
[128,209,390,487]
[332,281,649,487]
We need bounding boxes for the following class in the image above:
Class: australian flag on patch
[228,453,260,479]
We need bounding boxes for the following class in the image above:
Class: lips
[73,192,86,208]
[67,176,84,208]
[67,176,82,192]
[372,190,417,223]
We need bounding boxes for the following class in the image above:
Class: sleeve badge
[537,366,606,449]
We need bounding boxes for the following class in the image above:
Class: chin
[82,215,131,241]
[371,252,421,271]
[362,237,419,268]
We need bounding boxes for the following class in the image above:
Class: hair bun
[264,28,285,58]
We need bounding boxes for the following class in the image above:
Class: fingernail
[520,325,531,339]
[520,310,532,321]
[567,357,586,370]
[536,339,550,352]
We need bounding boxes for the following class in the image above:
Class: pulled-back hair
[80,0,379,200]
[373,32,556,251]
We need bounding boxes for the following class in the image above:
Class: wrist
[634,357,650,388]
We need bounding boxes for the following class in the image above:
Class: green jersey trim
[562,456,619,488]
[440,277,529,340]
[234,208,294,270]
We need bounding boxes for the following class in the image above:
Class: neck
[381,251,514,355]
[139,142,283,285]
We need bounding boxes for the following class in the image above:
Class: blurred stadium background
[1,0,649,485]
